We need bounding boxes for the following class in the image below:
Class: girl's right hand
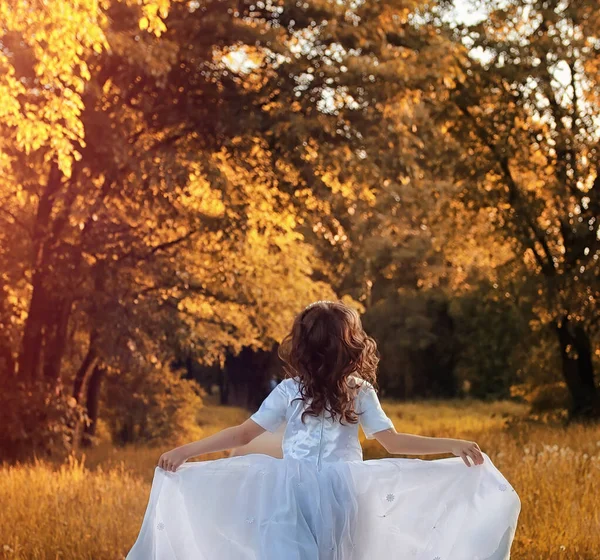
[450,440,484,467]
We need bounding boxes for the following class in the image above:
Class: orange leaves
[181,166,226,218]
[0,0,176,178]
[0,0,110,176]
[442,75,456,89]
[138,0,170,37]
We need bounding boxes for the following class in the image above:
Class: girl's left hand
[158,448,188,472]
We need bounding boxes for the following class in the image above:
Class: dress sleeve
[358,382,395,439]
[250,380,289,432]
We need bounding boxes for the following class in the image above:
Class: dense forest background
[0,0,598,460]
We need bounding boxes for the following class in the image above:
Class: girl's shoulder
[346,374,373,392]
[279,376,301,395]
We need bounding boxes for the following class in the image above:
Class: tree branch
[0,207,31,236]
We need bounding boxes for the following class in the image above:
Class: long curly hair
[278,301,380,426]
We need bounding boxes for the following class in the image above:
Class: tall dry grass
[1,397,599,559]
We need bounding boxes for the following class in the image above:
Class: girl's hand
[450,440,484,467]
[158,447,188,472]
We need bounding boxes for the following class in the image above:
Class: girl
[127,301,520,560]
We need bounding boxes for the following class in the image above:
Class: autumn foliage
[0,0,599,461]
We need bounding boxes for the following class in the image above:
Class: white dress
[126,377,521,560]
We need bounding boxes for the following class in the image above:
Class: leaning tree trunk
[72,343,99,403]
[555,319,600,421]
[71,337,100,451]
[73,261,109,448]
[82,364,105,447]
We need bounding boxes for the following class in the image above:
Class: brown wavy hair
[278,301,379,426]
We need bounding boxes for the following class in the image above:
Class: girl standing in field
[127,300,520,559]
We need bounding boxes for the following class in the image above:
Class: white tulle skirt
[126,452,520,560]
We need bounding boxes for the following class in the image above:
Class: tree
[3,0,442,455]
[428,0,600,419]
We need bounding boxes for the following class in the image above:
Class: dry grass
[0,456,147,560]
[1,397,599,559]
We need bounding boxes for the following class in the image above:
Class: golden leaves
[181,167,226,217]
[164,138,343,349]
[0,0,175,177]
[0,0,109,176]
[139,0,170,37]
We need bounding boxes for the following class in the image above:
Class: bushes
[103,364,205,447]
[0,378,87,462]
[510,381,570,413]
[0,360,206,461]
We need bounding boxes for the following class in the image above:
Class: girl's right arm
[157,419,267,472]
[373,429,485,467]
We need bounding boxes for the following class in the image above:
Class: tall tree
[2,0,445,453]
[428,0,600,419]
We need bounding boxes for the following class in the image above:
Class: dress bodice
[250,376,395,468]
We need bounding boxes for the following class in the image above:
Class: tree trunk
[0,292,16,378]
[19,163,63,381]
[42,297,72,381]
[18,271,47,380]
[223,347,274,408]
[0,336,15,377]
[71,334,100,451]
[555,319,600,421]
[219,367,229,405]
[82,364,105,447]
[73,337,99,402]
[18,266,72,383]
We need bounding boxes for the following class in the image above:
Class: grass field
[1,396,599,559]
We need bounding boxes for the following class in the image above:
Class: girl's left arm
[158,419,266,472]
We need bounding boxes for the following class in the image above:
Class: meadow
[1,396,599,560]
